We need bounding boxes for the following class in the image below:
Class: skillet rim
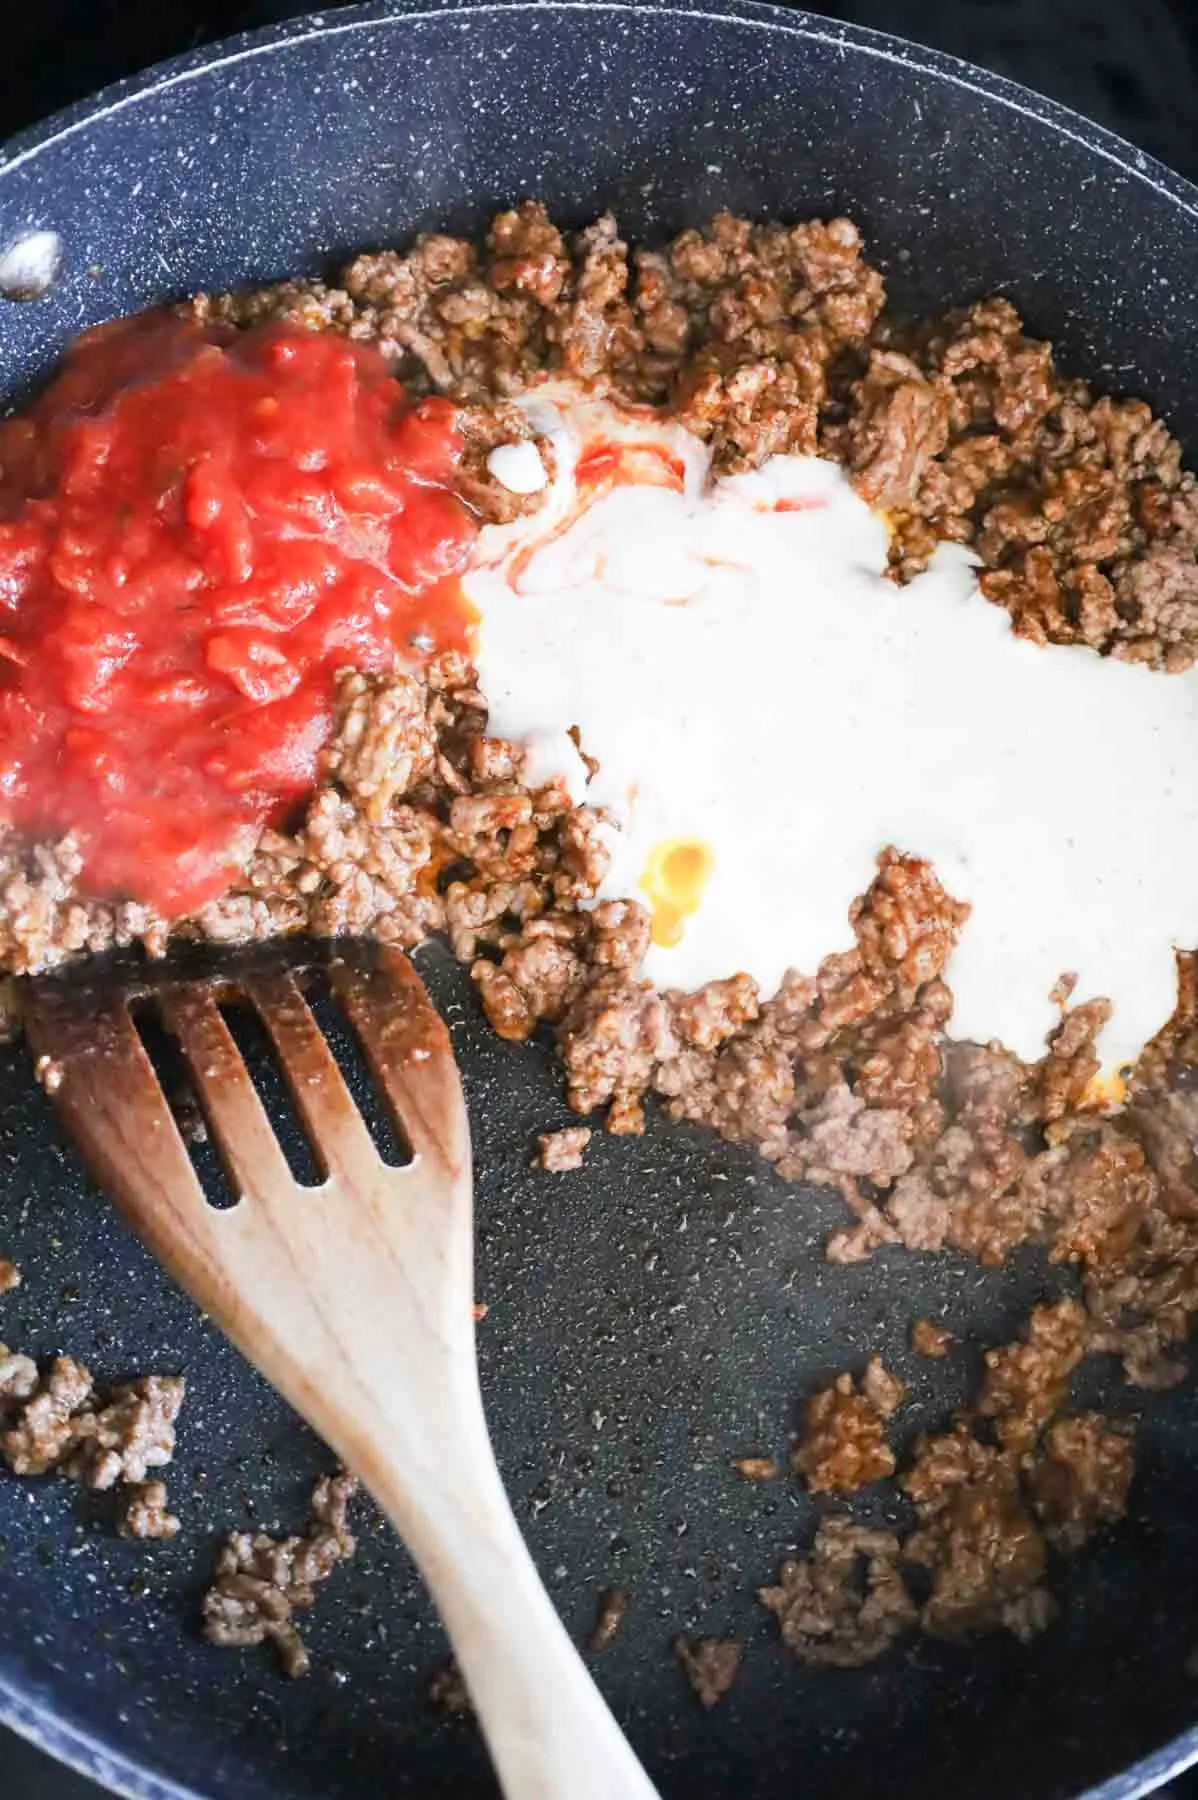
[1,4,1197,1796]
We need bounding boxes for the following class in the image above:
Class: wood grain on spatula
[24,941,659,1800]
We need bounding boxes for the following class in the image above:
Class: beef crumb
[792,1371,897,1493]
[536,1126,593,1172]
[62,1375,186,1490]
[1025,1412,1135,1552]
[0,1351,184,1532]
[0,1344,38,1418]
[760,1517,918,1667]
[120,1479,182,1541]
[202,1471,357,1678]
[861,1356,906,1418]
[902,1426,1054,1642]
[761,1288,1136,1666]
[892,1302,1132,1645]
[588,1587,629,1652]
[978,1297,1087,1453]
[912,1318,953,1358]
[732,1456,780,1481]
[2,1354,94,1473]
[673,1634,743,1707]
[428,1656,473,1716]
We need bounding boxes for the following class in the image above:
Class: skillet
[3,4,1198,1796]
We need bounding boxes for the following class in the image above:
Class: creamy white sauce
[486,439,549,494]
[463,392,1198,1069]
[0,228,63,302]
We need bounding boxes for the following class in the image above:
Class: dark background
[3,1,1198,1796]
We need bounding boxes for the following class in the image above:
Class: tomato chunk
[0,312,478,914]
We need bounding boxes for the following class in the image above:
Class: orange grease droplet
[640,838,715,949]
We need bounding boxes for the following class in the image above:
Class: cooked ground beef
[912,1318,953,1358]
[0,1345,38,1416]
[1026,1412,1135,1552]
[767,1298,1134,1665]
[861,1356,906,1418]
[588,1587,630,1652]
[120,1479,181,1542]
[732,1456,781,1482]
[673,1634,743,1707]
[901,1307,1131,1643]
[902,1424,1056,1643]
[858,303,1198,673]
[0,1347,184,1530]
[792,1369,898,1495]
[428,1657,473,1717]
[0,1355,183,1483]
[61,1376,186,1491]
[2,1354,95,1473]
[977,1297,1088,1453]
[759,1518,918,1668]
[536,1126,593,1172]
[202,1472,357,1678]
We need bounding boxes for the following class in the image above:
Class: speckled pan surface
[3,5,1198,1798]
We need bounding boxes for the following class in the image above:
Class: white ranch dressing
[467,390,1198,1068]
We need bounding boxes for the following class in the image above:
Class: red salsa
[0,312,479,915]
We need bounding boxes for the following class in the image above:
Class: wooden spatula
[23,940,659,1800]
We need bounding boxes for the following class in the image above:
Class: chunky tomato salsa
[0,312,478,914]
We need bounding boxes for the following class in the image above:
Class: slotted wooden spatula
[23,941,659,1800]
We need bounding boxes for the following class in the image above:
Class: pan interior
[2,6,1198,1797]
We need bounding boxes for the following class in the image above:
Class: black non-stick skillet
[3,5,1198,1797]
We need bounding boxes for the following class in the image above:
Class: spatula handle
[367,1449,660,1800]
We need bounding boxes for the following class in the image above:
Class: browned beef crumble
[902,1423,1056,1643]
[673,1634,743,1707]
[897,1297,1129,1646]
[862,1356,907,1417]
[428,1656,473,1717]
[67,1376,185,1491]
[120,1479,181,1542]
[1027,1413,1135,1552]
[588,1587,630,1652]
[912,1318,953,1358]
[3,206,1197,1671]
[766,1298,1134,1665]
[202,1472,357,1678]
[536,1125,593,1172]
[792,1369,898,1495]
[977,1297,1088,1452]
[732,1455,781,1482]
[0,1347,184,1535]
[0,1355,183,1483]
[0,1345,39,1416]
[846,300,1198,673]
[2,1354,95,1473]
[759,1517,918,1668]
